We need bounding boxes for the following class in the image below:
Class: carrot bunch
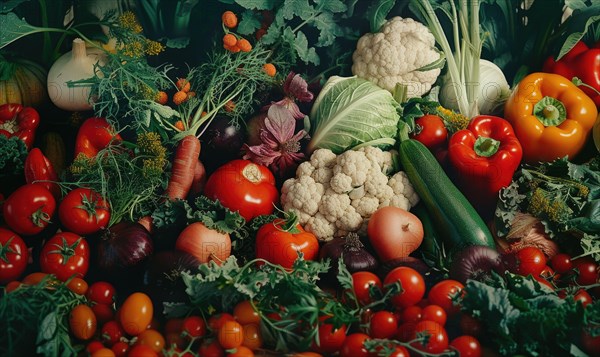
[221,11,253,53]
[154,78,195,106]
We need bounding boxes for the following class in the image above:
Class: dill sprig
[0,276,87,356]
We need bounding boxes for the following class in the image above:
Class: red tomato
[550,253,573,274]
[411,320,449,354]
[119,292,153,336]
[208,313,236,331]
[384,267,426,309]
[421,305,447,326]
[111,341,129,357]
[87,341,105,354]
[389,346,410,357]
[40,232,89,281]
[101,321,124,347]
[582,327,600,357]
[514,247,547,276]
[182,315,206,338]
[427,280,464,315]
[400,305,423,323]
[234,300,260,325]
[352,271,382,305]
[312,323,347,354]
[396,322,416,342]
[369,310,398,339]
[255,219,319,269]
[0,228,28,284]
[198,340,225,357]
[59,188,110,235]
[218,320,244,349]
[87,281,116,305]
[574,289,593,308]
[92,304,115,326]
[69,304,97,340]
[3,184,56,235]
[450,335,482,357]
[340,333,370,357]
[573,257,599,286]
[410,114,448,150]
[203,160,278,221]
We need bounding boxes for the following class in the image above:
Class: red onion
[377,256,430,281]
[319,233,379,274]
[97,222,153,272]
[450,245,504,284]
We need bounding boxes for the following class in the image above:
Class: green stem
[474,136,500,157]
[39,0,52,66]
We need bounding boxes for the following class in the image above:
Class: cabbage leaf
[307,76,400,154]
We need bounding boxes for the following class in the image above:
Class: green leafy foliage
[366,0,397,33]
[0,136,27,179]
[459,271,599,356]
[0,12,40,49]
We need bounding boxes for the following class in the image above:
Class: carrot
[222,11,238,28]
[224,100,236,112]
[164,135,201,200]
[138,215,154,234]
[155,91,168,105]
[176,78,191,93]
[263,63,276,77]
[223,34,238,47]
[173,91,188,105]
[190,159,207,196]
[174,120,185,131]
[237,38,252,52]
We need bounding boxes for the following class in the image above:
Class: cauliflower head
[352,16,441,98]
[281,147,419,241]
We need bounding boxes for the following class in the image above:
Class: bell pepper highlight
[504,72,598,163]
[75,117,122,158]
[448,115,523,217]
[0,104,40,150]
[543,41,600,107]
[24,148,60,200]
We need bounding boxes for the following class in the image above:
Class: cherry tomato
[69,304,97,340]
[182,315,206,338]
[22,272,50,285]
[514,247,547,276]
[218,320,244,349]
[400,305,422,323]
[450,335,482,357]
[369,310,398,339]
[87,341,105,354]
[127,344,157,357]
[582,327,600,357]
[228,346,254,357]
[208,313,236,331]
[119,292,153,336]
[427,280,465,315]
[550,253,573,274]
[242,323,263,350]
[539,265,555,280]
[66,277,89,295]
[574,289,593,308]
[203,160,278,221]
[198,340,225,357]
[256,219,319,269]
[389,346,410,357]
[111,341,129,357]
[421,305,447,326]
[40,232,89,281]
[352,271,382,305]
[59,188,110,235]
[411,114,448,150]
[5,280,22,293]
[395,322,416,342]
[164,318,184,335]
[312,323,347,354]
[91,347,115,357]
[290,353,323,357]
[92,304,115,326]
[234,300,261,325]
[411,320,449,354]
[340,333,370,357]
[0,228,28,284]
[136,329,165,353]
[88,281,116,305]
[384,267,426,309]
[573,257,599,286]
[3,184,56,236]
[101,321,124,347]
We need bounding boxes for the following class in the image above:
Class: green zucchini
[411,203,442,261]
[399,138,495,251]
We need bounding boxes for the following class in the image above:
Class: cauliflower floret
[305,213,336,242]
[348,186,366,200]
[333,150,371,186]
[337,207,363,232]
[358,146,393,173]
[310,148,337,169]
[364,169,394,201]
[281,176,325,218]
[312,167,334,185]
[330,172,353,194]
[387,195,411,210]
[352,196,380,217]
[388,171,419,207]
[352,16,441,98]
[296,161,315,177]
[319,189,352,222]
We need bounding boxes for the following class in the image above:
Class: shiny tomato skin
[389,346,410,357]
[182,315,206,338]
[427,280,465,315]
[69,304,97,340]
[573,257,599,286]
[312,323,347,354]
[234,300,260,325]
[515,247,547,276]
[111,341,129,357]
[411,114,448,150]
[421,305,447,326]
[242,323,263,350]
[92,304,115,326]
[127,344,157,357]
[40,232,89,281]
[228,346,254,357]
[59,188,110,235]
[352,271,382,305]
[0,228,28,284]
[411,320,449,354]
[66,277,88,295]
[208,312,236,331]
[574,289,593,308]
[218,320,244,349]
[340,333,370,357]
[87,281,116,305]
[369,311,398,339]
[198,340,225,357]
[400,305,422,323]
[550,253,573,274]
[203,160,278,221]
[136,329,165,353]
[582,328,600,357]
[119,292,153,336]
[256,219,319,269]
[450,335,482,357]
[384,267,426,309]
[100,321,124,347]
[3,183,56,236]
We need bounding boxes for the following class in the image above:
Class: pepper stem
[533,96,567,127]
[474,136,500,157]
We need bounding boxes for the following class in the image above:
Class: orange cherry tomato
[136,329,165,353]
[242,323,263,350]
[69,304,97,340]
[66,277,89,295]
[119,292,153,336]
[234,300,260,325]
[218,320,244,349]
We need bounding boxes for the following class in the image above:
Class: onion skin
[176,222,231,264]
[200,115,246,173]
[450,245,504,284]
[368,206,424,262]
[319,234,379,274]
[97,222,153,272]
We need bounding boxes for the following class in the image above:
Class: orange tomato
[66,277,88,295]
[69,304,97,340]
[242,323,263,350]
[119,292,153,336]
[234,300,260,325]
[218,320,243,349]
[136,329,165,353]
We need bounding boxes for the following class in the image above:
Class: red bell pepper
[448,116,523,217]
[0,104,40,150]
[24,148,60,200]
[75,117,122,158]
[543,41,600,107]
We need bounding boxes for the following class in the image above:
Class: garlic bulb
[47,38,107,111]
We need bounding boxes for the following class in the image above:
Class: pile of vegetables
[1,0,600,356]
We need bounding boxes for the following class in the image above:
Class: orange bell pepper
[504,73,597,163]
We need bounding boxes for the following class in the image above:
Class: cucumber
[411,203,442,261]
[399,138,495,251]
